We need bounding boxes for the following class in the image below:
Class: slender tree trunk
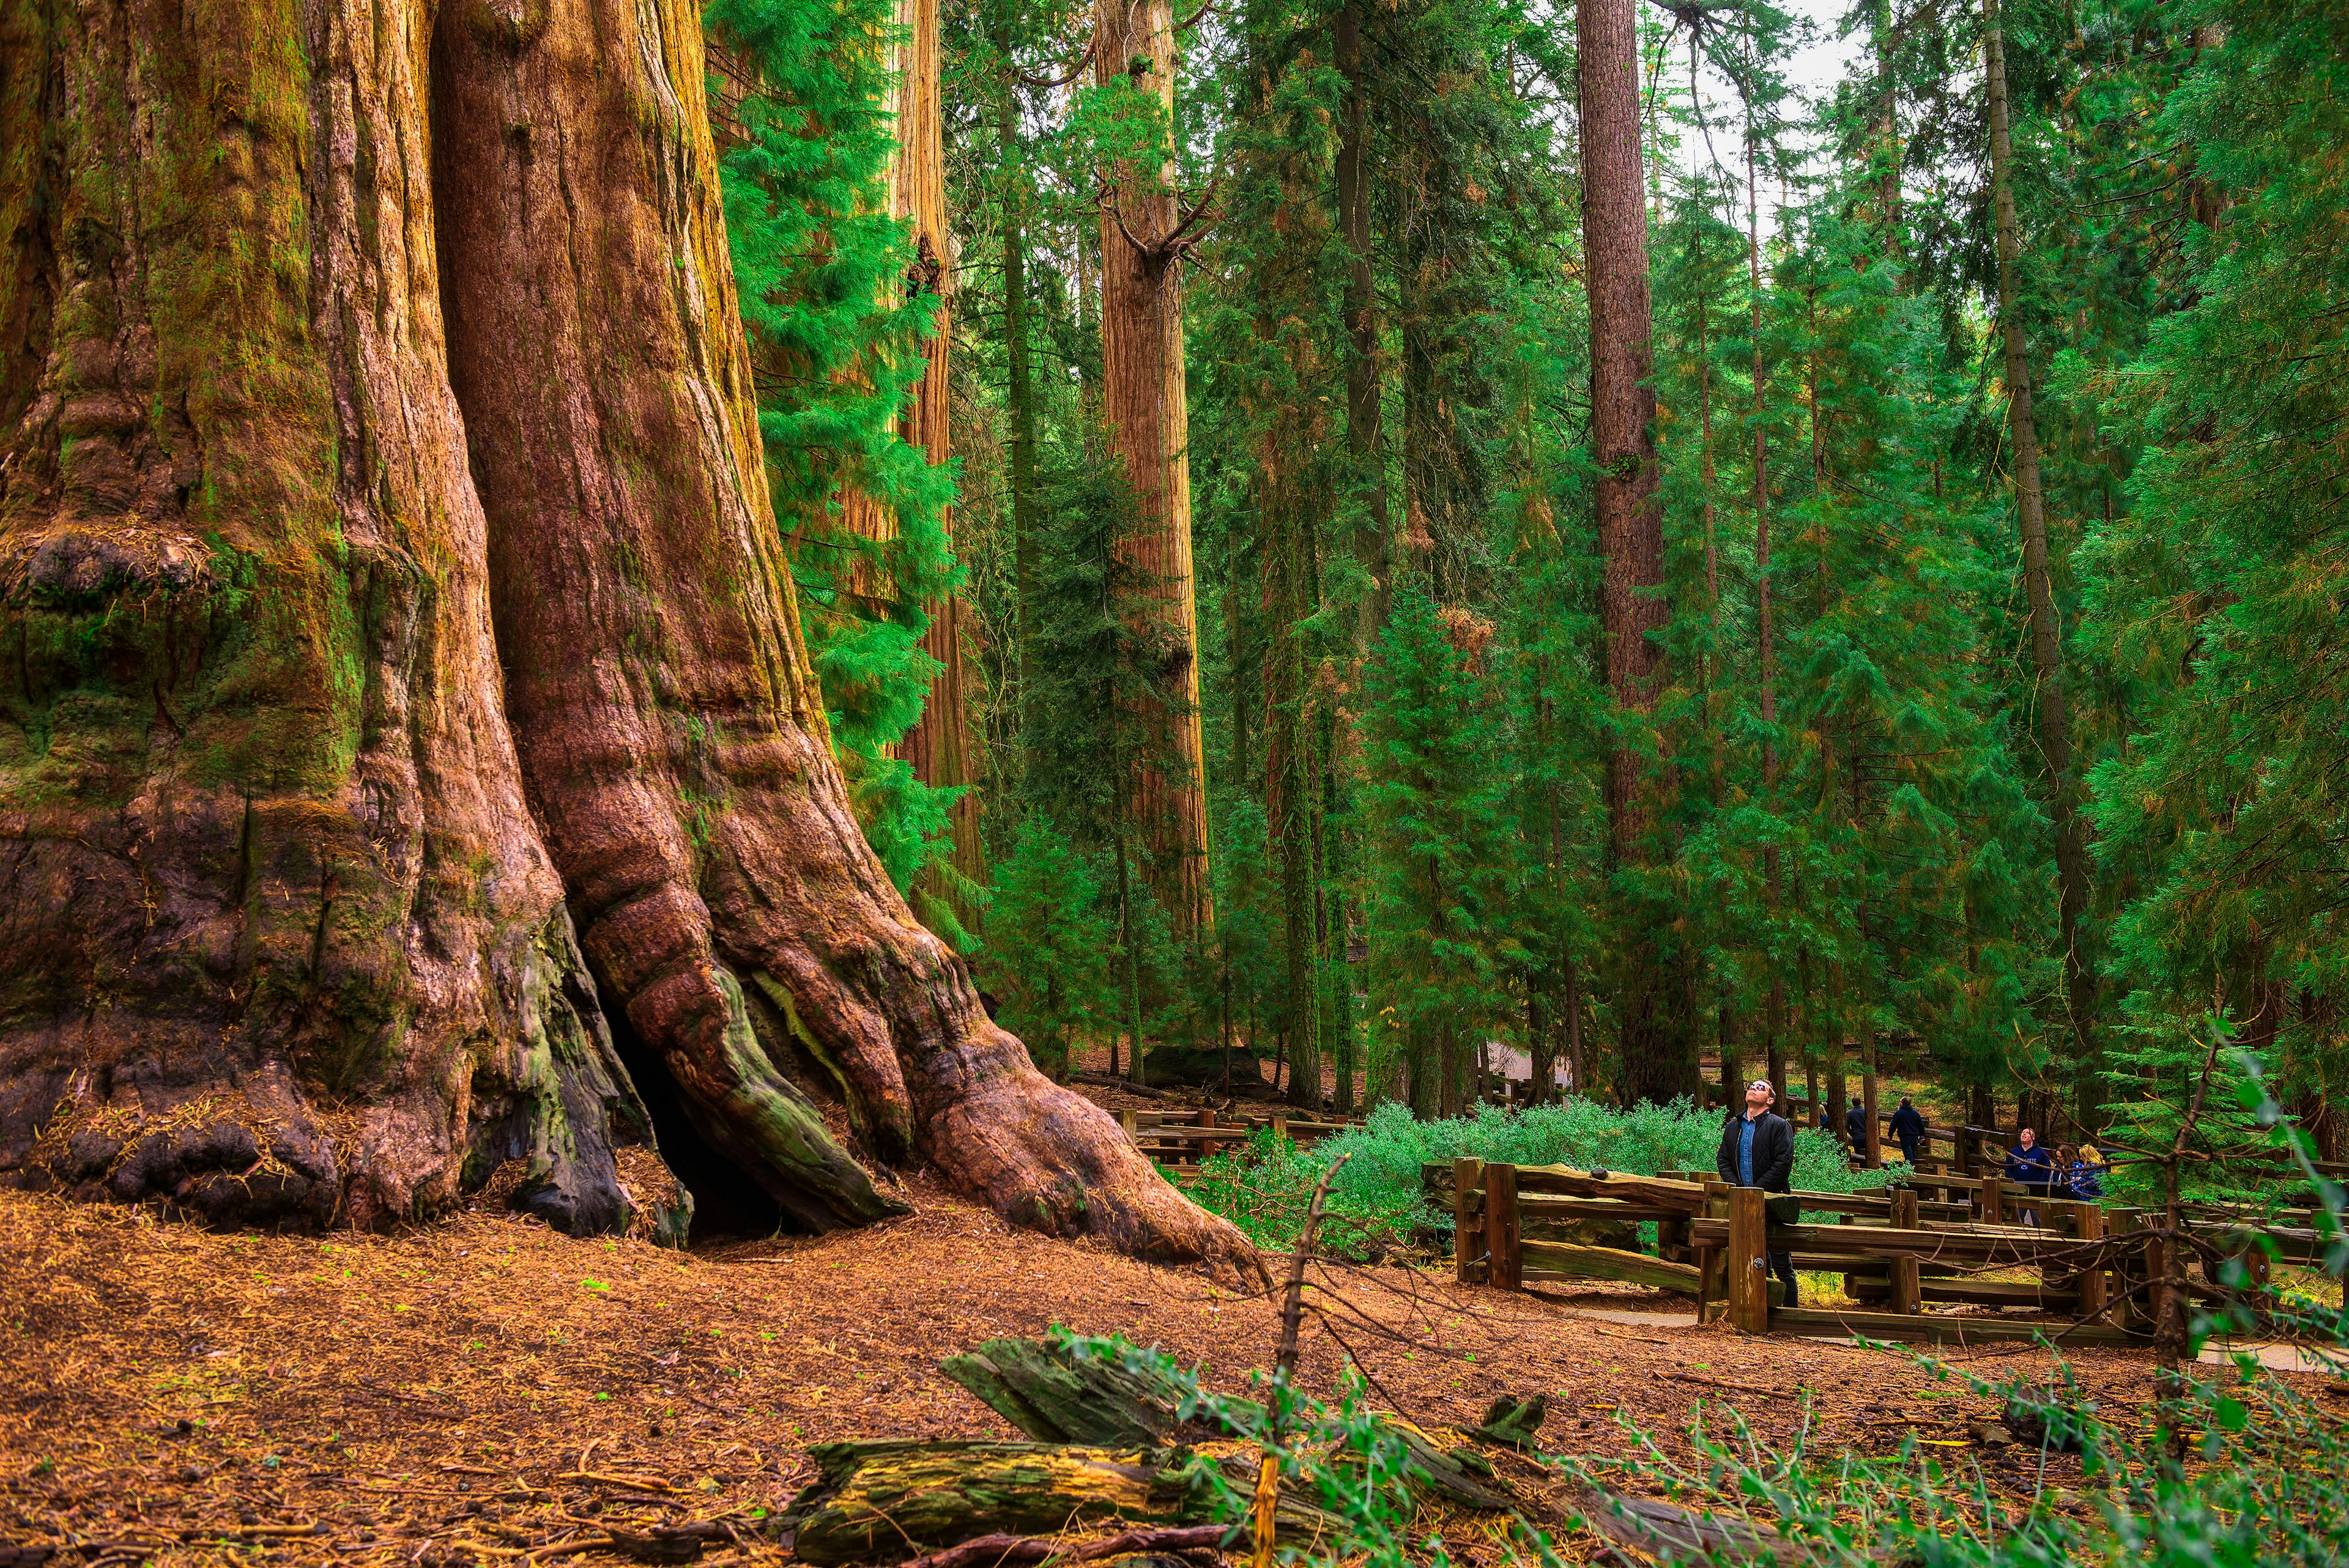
[1872,0,1902,267]
[1334,0,1390,653]
[1094,0,1212,937]
[892,0,984,936]
[998,15,1043,725]
[1748,130,1786,1120]
[1266,490,1323,1112]
[0,0,1250,1270]
[1565,955,1585,1098]
[1581,0,1687,1104]
[1985,0,2094,1115]
[1116,831,1146,1087]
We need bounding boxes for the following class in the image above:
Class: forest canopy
[776,0,2347,1153]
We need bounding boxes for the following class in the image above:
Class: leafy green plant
[1189,1098,1888,1257]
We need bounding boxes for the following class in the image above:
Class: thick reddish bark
[0,0,1249,1270]
[0,0,669,1237]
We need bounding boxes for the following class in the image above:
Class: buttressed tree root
[0,0,1250,1272]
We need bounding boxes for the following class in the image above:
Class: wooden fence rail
[1412,1160,2306,1345]
[1115,1108,1362,1165]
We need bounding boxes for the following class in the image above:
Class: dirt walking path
[0,1186,2222,1565]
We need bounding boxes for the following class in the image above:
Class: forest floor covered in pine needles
[0,1183,2274,1567]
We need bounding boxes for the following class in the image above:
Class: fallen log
[897,1524,1238,1568]
[939,1337,1516,1512]
[787,1441,1337,1566]
[941,1339,1208,1448]
[1573,1490,1802,1565]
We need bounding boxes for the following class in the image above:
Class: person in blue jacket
[2005,1127,2057,1224]
[1888,1097,1927,1166]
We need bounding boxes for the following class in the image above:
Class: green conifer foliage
[985,816,1116,1077]
[706,0,963,893]
[1361,587,1517,1115]
[2077,0,2349,1145]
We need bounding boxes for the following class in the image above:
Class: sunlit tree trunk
[1748,130,1787,1115]
[1985,0,2094,1115]
[1334,0,1390,653]
[1094,0,1212,937]
[889,0,985,937]
[1579,0,1690,1104]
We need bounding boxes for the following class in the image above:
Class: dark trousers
[1767,1250,1798,1309]
[1898,1139,1920,1166]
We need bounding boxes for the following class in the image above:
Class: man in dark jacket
[1844,1103,1867,1147]
[1888,1097,1926,1166]
[1716,1079,1799,1309]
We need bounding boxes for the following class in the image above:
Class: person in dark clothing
[1716,1079,1799,1309]
[1844,1103,1866,1147]
[2004,1127,2057,1224]
[1888,1098,1926,1166]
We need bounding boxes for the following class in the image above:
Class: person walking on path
[1889,1097,1926,1166]
[1716,1078,1800,1309]
[1845,1103,1866,1148]
[2005,1127,2057,1224]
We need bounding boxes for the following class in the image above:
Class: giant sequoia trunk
[0,0,1247,1269]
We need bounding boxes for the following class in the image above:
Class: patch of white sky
[1658,0,1869,186]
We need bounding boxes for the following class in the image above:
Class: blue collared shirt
[1739,1114,1757,1187]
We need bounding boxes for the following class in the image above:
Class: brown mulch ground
[0,1183,2259,1567]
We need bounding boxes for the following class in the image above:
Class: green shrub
[1561,1347,2348,1567]
[1189,1098,1893,1257]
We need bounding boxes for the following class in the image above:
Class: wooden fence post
[1727,1187,1768,1333]
[1119,1108,1138,1142]
[1890,1188,1922,1314]
[2112,1207,2148,1330]
[1697,1183,1729,1323]
[1453,1158,1485,1286]
[2139,1210,2170,1333]
[1980,1174,2003,1226]
[1485,1163,1521,1292]
[1272,1112,1289,1143]
[2073,1201,2107,1320]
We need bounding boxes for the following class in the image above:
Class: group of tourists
[2001,1125,2108,1224]
[1716,1080,2115,1309]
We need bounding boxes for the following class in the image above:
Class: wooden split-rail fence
[1116,1107,1364,1166]
[1425,1159,2328,1344]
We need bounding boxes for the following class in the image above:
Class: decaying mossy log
[939,1339,1214,1448]
[785,1441,1332,1566]
[937,1337,1517,1512]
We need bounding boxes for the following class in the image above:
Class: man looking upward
[1715,1078,1799,1309]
